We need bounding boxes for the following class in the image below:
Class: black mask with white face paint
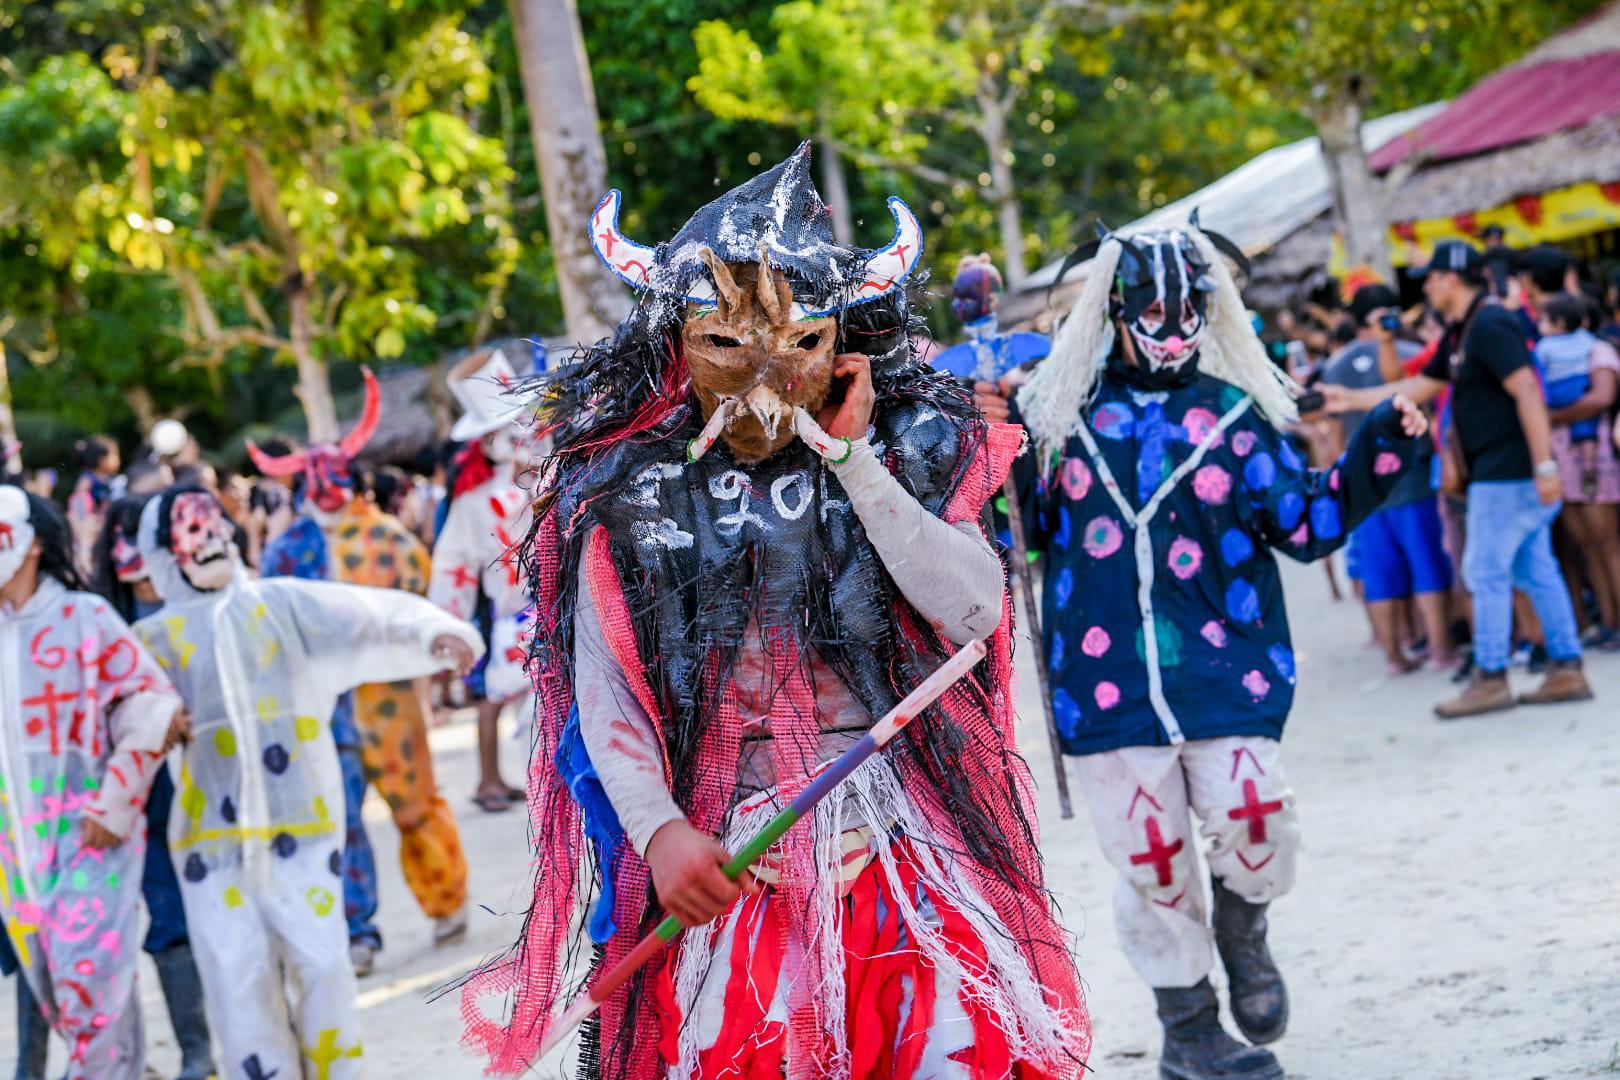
[1108,230,1216,391]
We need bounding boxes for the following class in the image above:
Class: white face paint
[481,428,518,463]
[0,486,36,592]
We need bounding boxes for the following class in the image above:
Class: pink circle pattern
[1083,516,1124,559]
[1061,457,1093,501]
[1095,681,1121,709]
[1168,537,1203,580]
[1081,626,1111,657]
[1192,464,1231,504]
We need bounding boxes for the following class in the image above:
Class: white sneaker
[433,906,469,946]
[350,940,377,977]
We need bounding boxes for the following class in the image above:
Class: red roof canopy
[1370,52,1620,171]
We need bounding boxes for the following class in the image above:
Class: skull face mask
[0,486,36,592]
[169,491,237,591]
[683,248,839,463]
[1110,229,1216,388]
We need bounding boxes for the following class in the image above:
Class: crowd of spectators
[1275,239,1620,716]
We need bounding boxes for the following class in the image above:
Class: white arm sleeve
[268,578,486,695]
[573,547,686,857]
[828,439,1005,643]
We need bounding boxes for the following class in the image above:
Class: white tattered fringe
[667,755,1073,1080]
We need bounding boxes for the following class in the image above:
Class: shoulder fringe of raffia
[668,754,1084,1079]
[1016,228,1300,473]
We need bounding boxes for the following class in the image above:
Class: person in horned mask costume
[255,372,471,971]
[458,143,1090,1080]
[133,486,480,1080]
[978,220,1430,1080]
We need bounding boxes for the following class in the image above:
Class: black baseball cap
[1348,283,1400,323]
[1412,239,1484,277]
[1480,224,1505,240]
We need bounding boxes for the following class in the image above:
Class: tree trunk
[289,285,338,443]
[1312,95,1394,283]
[0,341,16,460]
[977,79,1027,291]
[817,114,854,246]
[509,0,630,346]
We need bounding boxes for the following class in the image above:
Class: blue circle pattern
[1052,688,1083,738]
[1244,452,1276,490]
[1310,497,1342,540]
[1221,528,1254,567]
[1226,579,1261,623]
[1054,566,1074,610]
[1276,492,1305,532]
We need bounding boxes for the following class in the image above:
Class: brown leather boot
[1518,659,1595,705]
[1434,669,1515,719]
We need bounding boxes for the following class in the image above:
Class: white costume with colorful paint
[0,575,180,1079]
[133,498,482,1080]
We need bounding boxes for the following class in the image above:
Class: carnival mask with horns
[245,367,382,516]
[1054,210,1251,390]
[589,141,922,463]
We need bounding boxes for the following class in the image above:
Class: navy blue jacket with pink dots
[1015,372,1421,756]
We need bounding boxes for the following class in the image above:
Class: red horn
[245,439,308,478]
[338,366,383,460]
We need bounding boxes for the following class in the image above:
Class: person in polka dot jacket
[982,223,1428,1080]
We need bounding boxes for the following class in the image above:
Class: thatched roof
[1516,0,1620,65]
[1386,113,1620,223]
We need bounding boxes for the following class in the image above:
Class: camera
[1379,313,1401,331]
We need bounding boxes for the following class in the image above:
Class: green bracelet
[827,437,853,465]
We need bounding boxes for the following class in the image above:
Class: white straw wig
[1016,227,1299,471]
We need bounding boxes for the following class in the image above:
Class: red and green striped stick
[537,637,989,1059]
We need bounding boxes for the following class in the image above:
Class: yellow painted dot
[213,729,237,757]
[179,784,206,823]
[295,716,322,741]
[306,887,334,916]
[223,885,243,908]
[312,797,330,822]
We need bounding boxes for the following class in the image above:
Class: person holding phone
[1316,284,1454,672]
[1322,240,1592,717]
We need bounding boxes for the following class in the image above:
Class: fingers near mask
[682,247,838,463]
[1114,231,1214,384]
[170,492,237,590]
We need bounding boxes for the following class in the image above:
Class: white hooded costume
[0,486,181,1080]
[132,491,482,1080]
[428,348,533,703]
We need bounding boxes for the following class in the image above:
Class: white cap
[448,348,529,442]
[151,418,189,458]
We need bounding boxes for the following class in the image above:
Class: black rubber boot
[153,942,217,1080]
[1211,875,1289,1044]
[14,975,49,1080]
[1154,979,1283,1080]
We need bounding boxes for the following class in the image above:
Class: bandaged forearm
[574,555,686,856]
[828,439,1004,643]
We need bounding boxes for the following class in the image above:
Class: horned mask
[245,367,382,518]
[589,140,922,463]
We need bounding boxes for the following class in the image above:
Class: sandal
[504,785,527,802]
[472,790,513,813]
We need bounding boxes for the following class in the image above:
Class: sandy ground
[4,556,1619,1078]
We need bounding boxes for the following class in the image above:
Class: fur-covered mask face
[1112,230,1215,387]
[682,248,838,463]
[0,486,35,592]
[169,492,236,591]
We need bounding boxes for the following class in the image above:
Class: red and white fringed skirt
[652,763,1085,1080]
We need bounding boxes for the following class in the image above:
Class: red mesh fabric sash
[655,839,1072,1080]
[459,495,581,1071]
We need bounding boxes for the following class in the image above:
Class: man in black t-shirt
[1323,240,1591,718]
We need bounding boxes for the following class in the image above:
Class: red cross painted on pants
[449,565,477,590]
[1129,817,1183,887]
[1228,779,1284,845]
[23,682,77,754]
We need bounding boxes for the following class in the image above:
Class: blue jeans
[1462,480,1583,672]
[333,693,383,949]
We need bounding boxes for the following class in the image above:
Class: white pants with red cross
[1071,735,1299,989]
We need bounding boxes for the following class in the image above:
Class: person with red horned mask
[459,143,1090,1080]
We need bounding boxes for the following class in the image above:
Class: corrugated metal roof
[1370,52,1620,171]
[1016,103,1443,294]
